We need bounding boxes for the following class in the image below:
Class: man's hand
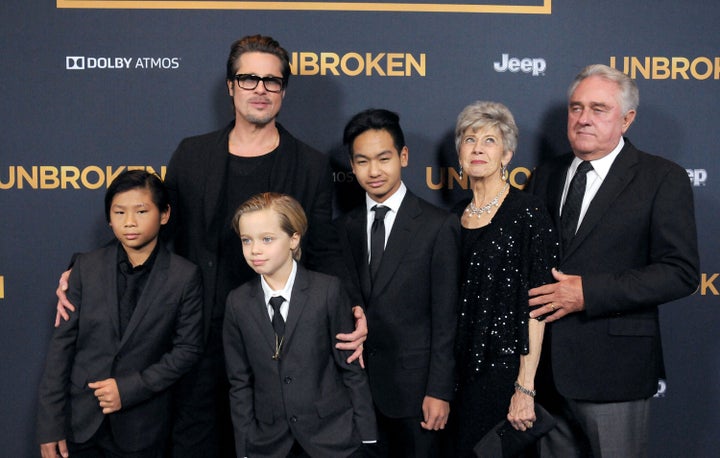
[89,378,122,414]
[420,396,449,431]
[507,391,536,431]
[529,268,584,323]
[40,440,68,458]
[54,269,75,327]
[336,306,368,368]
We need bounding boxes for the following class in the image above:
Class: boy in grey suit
[223,193,376,458]
[37,170,204,457]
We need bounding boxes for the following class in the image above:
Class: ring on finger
[549,303,556,311]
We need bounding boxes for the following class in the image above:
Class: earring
[458,165,463,180]
[501,164,508,181]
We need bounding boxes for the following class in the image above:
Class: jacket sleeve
[223,292,255,457]
[425,213,460,401]
[36,259,84,444]
[328,278,377,442]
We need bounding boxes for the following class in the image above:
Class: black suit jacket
[37,244,204,450]
[223,266,377,458]
[526,139,699,401]
[164,121,344,337]
[334,190,460,418]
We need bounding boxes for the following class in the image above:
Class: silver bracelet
[514,381,536,397]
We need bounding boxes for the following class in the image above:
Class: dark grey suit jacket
[334,190,460,418]
[37,243,204,450]
[526,139,699,401]
[223,266,377,458]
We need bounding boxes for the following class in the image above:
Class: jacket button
[284,377,292,384]
[290,416,298,423]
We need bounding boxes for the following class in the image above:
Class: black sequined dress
[450,187,558,457]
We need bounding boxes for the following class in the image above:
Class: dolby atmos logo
[65,56,181,70]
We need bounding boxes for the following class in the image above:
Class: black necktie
[561,161,593,250]
[269,296,286,337]
[370,205,390,279]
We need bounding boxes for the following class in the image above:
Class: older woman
[449,101,558,456]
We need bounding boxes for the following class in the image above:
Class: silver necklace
[465,182,509,217]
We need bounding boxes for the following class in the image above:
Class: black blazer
[164,121,344,337]
[334,190,460,418]
[37,244,204,450]
[526,139,699,401]
[223,266,377,458]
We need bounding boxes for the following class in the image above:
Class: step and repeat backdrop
[1,1,717,456]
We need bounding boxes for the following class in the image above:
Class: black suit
[37,244,204,452]
[223,266,377,458]
[335,190,459,454]
[527,139,699,455]
[527,139,699,400]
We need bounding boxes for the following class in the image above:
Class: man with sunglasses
[162,35,365,457]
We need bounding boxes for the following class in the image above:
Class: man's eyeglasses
[232,74,285,93]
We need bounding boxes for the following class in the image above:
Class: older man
[526,64,699,457]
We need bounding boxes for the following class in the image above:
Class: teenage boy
[334,109,460,457]
[224,193,376,457]
[37,170,204,458]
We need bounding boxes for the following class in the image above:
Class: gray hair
[455,101,518,154]
[568,64,639,115]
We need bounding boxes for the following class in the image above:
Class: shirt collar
[116,241,159,273]
[365,182,407,214]
[570,137,624,180]
[261,260,297,304]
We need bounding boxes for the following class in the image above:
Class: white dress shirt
[364,182,407,262]
[561,138,624,232]
[261,260,297,322]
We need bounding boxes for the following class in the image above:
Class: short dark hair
[226,35,290,87]
[343,109,406,158]
[104,170,169,222]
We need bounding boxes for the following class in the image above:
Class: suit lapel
[565,142,639,257]
[118,247,169,348]
[371,192,419,296]
[548,155,573,225]
[202,123,232,235]
[102,246,121,342]
[283,266,310,348]
[246,278,278,352]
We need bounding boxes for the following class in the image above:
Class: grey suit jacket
[223,266,377,458]
[526,139,699,401]
[37,243,204,450]
[335,190,460,418]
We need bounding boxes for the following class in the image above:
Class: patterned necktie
[370,205,390,279]
[561,161,593,250]
[269,296,286,337]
